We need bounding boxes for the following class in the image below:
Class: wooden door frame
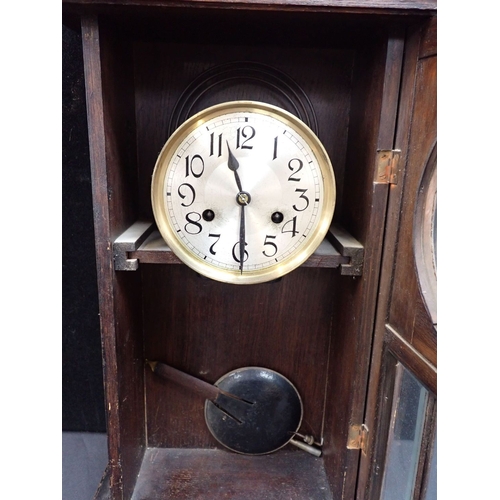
[356,16,437,500]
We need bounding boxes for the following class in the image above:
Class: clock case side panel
[81,15,145,499]
[322,30,406,498]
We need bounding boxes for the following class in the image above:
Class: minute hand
[238,204,246,274]
[226,142,247,273]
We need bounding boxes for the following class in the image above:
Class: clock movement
[62,2,437,499]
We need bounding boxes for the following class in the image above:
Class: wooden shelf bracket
[113,221,155,271]
[328,223,364,276]
[113,221,364,273]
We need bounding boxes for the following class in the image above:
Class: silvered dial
[151,101,336,284]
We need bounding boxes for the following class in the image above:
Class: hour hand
[226,141,243,193]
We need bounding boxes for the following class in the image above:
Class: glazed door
[356,17,437,500]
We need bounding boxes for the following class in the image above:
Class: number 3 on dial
[151,100,336,285]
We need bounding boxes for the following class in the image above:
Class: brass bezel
[151,100,336,284]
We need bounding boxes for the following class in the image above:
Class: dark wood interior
[64,2,437,498]
[143,265,336,448]
[132,448,332,499]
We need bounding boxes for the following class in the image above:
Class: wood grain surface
[132,448,331,500]
[72,3,437,498]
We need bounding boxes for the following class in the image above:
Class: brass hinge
[347,423,369,454]
[375,149,401,185]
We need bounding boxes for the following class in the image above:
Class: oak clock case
[151,101,336,285]
[64,3,437,499]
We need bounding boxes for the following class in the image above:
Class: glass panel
[423,430,437,500]
[414,145,437,324]
[380,365,428,500]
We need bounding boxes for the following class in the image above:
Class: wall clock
[151,100,336,284]
[62,3,437,498]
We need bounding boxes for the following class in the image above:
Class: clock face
[151,101,336,284]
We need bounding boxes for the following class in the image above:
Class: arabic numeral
[232,241,249,263]
[184,212,203,234]
[185,154,205,178]
[236,126,255,149]
[293,188,309,212]
[177,183,196,207]
[262,235,278,257]
[288,158,303,182]
[272,136,278,160]
[210,132,222,157]
[281,216,298,237]
[208,233,221,255]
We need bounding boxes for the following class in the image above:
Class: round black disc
[204,367,303,455]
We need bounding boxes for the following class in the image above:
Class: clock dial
[151,101,336,284]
